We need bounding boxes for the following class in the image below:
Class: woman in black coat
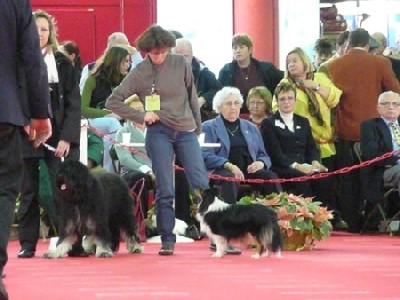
[17,10,81,258]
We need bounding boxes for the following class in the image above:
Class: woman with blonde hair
[17,9,81,258]
[272,47,345,229]
[246,86,273,129]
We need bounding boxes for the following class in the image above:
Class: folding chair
[354,142,398,235]
[109,145,121,173]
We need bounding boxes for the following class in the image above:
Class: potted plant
[239,192,334,251]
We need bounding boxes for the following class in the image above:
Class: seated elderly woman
[247,86,273,130]
[201,86,282,204]
[261,82,327,197]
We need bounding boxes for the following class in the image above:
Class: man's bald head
[371,32,388,55]
[171,38,193,63]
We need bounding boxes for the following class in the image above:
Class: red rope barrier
[83,123,398,185]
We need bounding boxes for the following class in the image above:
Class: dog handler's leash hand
[43,142,65,162]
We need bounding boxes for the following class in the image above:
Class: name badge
[275,119,285,129]
[145,94,160,111]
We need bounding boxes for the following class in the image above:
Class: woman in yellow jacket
[272,47,346,229]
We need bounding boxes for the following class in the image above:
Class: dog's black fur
[197,189,282,258]
[43,161,142,258]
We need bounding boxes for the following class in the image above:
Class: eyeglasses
[379,102,400,107]
[278,97,295,103]
[248,101,265,107]
[223,101,241,107]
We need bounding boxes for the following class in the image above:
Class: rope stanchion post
[80,119,88,165]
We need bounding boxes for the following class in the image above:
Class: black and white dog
[197,189,281,258]
[43,161,143,259]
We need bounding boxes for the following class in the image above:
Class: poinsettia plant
[239,192,334,251]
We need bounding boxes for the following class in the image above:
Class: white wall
[278,0,321,70]
[336,0,400,46]
[157,0,233,76]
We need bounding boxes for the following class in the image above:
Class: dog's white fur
[198,197,282,259]
[197,198,231,258]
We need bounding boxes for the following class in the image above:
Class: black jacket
[360,117,399,204]
[192,58,221,109]
[0,0,49,126]
[218,57,283,96]
[261,111,320,170]
[22,51,81,157]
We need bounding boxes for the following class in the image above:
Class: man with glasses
[328,28,400,233]
[360,91,400,230]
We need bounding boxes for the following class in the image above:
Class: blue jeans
[146,122,209,244]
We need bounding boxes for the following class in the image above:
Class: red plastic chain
[84,124,399,185]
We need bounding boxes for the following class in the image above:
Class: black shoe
[209,243,242,255]
[158,243,174,256]
[18,249,35,258]
[332,219,349,230]
[0,277,8,300]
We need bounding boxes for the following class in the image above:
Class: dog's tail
[270,223,282,253]
[260,224,282,253]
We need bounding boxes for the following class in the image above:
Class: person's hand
[295,163,314,175]
[302,79,319,90]
[198,96,206,108]
[230,164,245,181]
[147,170,156,182]
[55,140,71,158]
[144,111,160,125]
[26,119,52,148]
[247,161,264,174]
[311,160,328,172]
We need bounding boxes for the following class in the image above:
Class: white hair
[377,91,400,104]
[107,32,128,47]
[213,86,244,114]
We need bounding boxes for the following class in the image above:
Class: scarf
[42,49,59,83]
[291,74,323,126]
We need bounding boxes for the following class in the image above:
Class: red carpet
[3,232,400,299]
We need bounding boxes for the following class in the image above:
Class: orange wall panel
[233,0,279,65]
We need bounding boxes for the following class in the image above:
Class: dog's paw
[212,252,224,258]
[95,244,113,258]
[96,252,113,258]
[128,243,143,253]
[262,251,271,258]
[43,251,63,259]
[251,253,261,259]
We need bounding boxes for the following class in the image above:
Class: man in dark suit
[261,82,326,197]
[328,28,400,232]
[360,91,400,229]
[172,38,222,121]
[0,1,52,298]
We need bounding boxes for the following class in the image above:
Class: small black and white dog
[197,189,281,258]
[43,161,143,259]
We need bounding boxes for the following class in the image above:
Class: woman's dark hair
[61,40,82,71]
[136,25,176,52]
[314,38,333,56]
[274,82,297,100]
[92,46,129,87]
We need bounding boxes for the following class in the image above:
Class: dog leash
[42,142,64,162]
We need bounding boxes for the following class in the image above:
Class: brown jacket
[329,48,400,141]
